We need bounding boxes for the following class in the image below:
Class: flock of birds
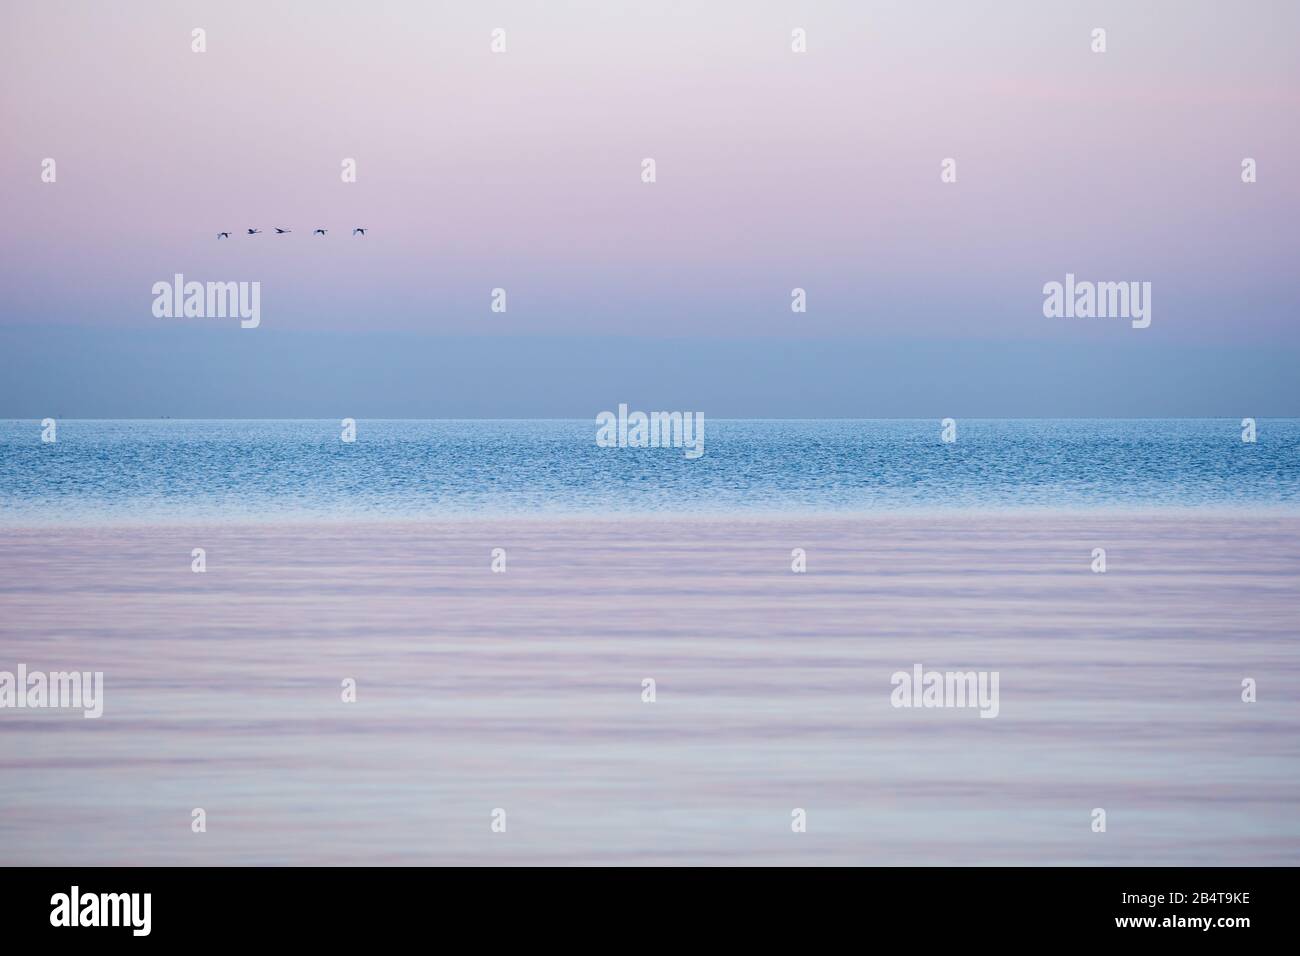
[217,228,366,238]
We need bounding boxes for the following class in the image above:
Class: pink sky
[1,0,1297,345]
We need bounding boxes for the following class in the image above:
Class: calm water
[2,516,1298,865]
[2,419,1298,523]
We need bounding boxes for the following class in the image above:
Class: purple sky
[1,1,1298,414]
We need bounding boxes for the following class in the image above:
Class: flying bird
[352,227,366,236]
[217,232,230,239]
[274,227,291,234]
[313,229,327,236]
[246,228,261,235]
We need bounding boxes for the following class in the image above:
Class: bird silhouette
[217,232,230,239]
[352,227,366,236]
[274,227,291,234]
[246,228,261,235]
[313,229,327,236]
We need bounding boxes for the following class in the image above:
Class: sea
[2,419,1299,864]
[2,418,1297,524]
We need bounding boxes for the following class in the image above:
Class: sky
[1,0,1297,416]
